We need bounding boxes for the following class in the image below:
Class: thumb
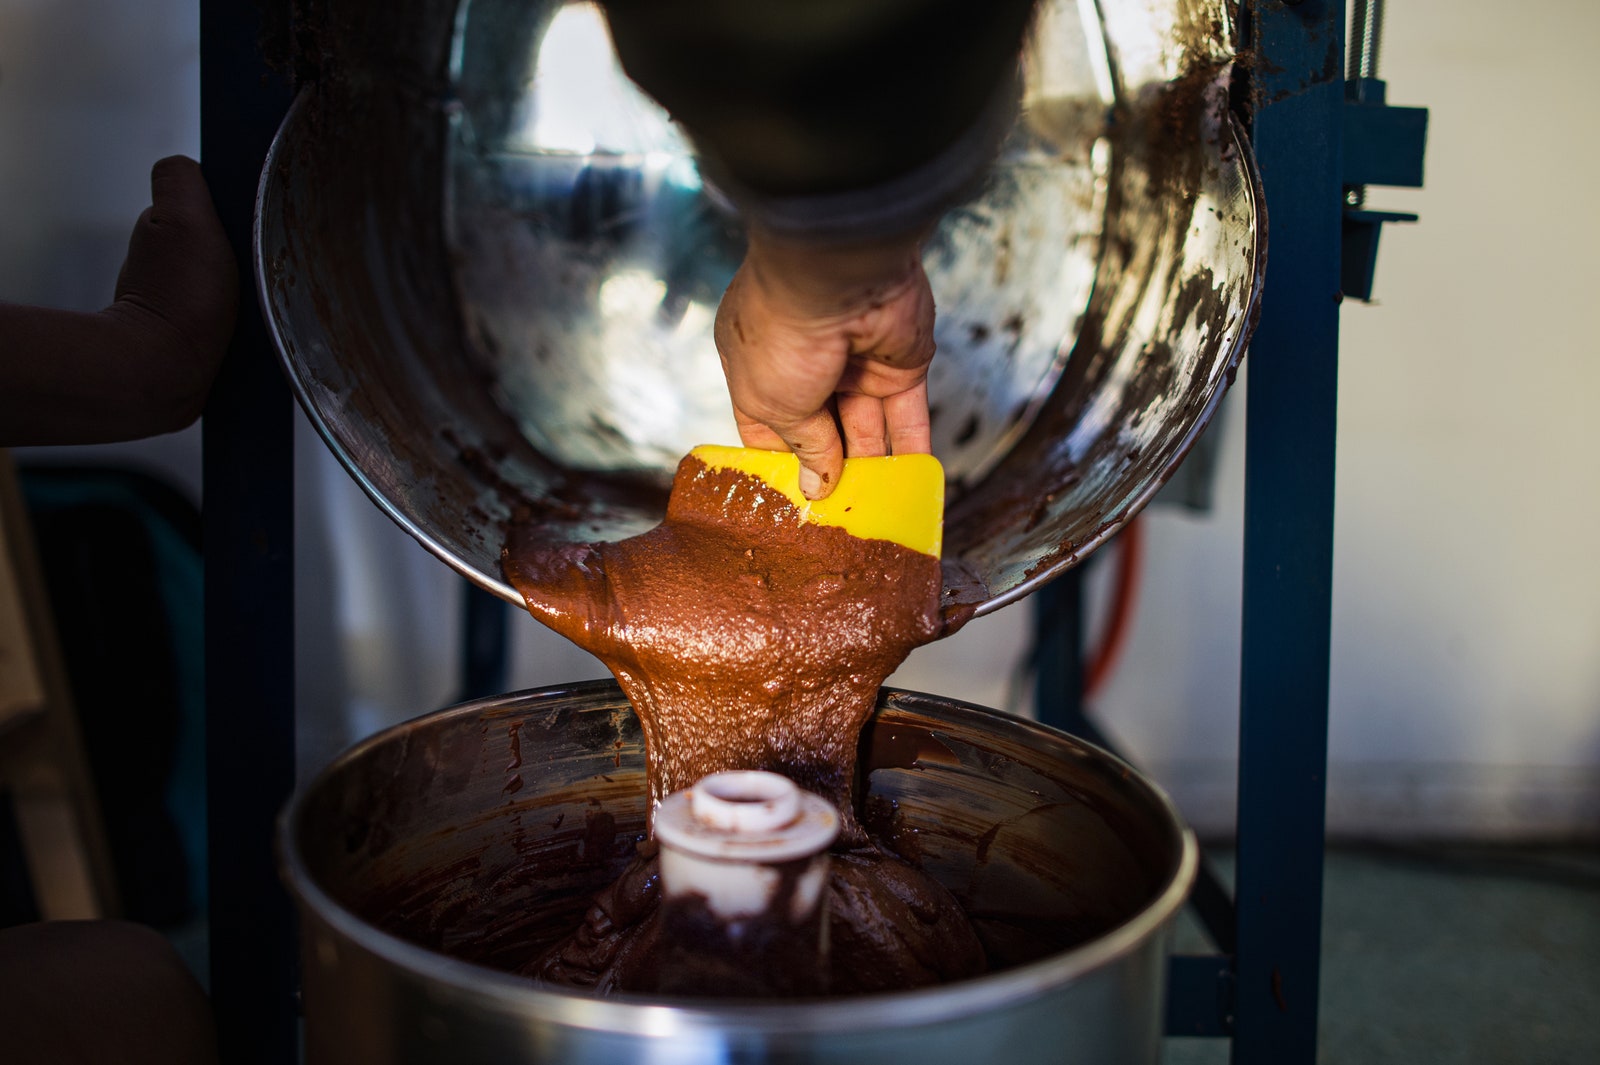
[114,155,238,358]
[149,155,217,227]
[776,409,845,501]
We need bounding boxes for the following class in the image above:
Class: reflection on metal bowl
[254,0,1261,616]
[282,682,1198,1064]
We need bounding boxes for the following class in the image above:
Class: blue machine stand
[200,2,1424,1063]
[1038,2,1427,1062]
[200,3,296,1063]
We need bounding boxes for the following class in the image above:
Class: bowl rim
[279,679,1199,1036]
[253,88,515,606]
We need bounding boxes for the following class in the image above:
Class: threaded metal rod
[1348,0,1386,82]
[1345,0,1387,207]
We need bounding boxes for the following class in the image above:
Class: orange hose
[1085,516,1143,701]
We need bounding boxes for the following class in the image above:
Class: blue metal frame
[1231,1,1345,1058]
[460,586,511,701]
[1043,2,1376,1059]
[201,2,297,1062]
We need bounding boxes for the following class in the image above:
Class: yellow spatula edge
[690,444,944,559]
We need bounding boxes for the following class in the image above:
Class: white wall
[1093,0,1600,838]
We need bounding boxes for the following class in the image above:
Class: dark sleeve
[599,0,1038,241]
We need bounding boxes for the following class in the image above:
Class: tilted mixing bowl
[255,0,1262,616]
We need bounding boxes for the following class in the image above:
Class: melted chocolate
[504,456,943,840]
[503,454,985,995]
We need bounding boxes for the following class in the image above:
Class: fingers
[882,379,932,455]
[837,392,888,458]
[731,411,789,453]
[835,381,930,463]
[715,239,936,497]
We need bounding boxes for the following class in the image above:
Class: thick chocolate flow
[504,456,943,840]
[503,454,985,995]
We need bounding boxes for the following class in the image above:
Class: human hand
[100,155,238,435]
[713,228,935,500]
[0,155,236,446]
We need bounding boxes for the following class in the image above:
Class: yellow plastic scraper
[690,444,944,559]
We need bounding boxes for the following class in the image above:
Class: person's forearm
[0,303,210,446]
[601,0,1036,235]
[0,157,235,448]
[742,225,927,319]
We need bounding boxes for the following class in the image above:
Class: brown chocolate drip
[504,453,983,996]
[504,455,942,841]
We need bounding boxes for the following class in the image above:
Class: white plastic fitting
[654,771,839,922]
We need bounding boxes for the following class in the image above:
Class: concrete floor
[1164,846,1600,1065]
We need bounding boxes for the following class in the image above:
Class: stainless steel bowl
[282,682,1197,1064]
[255,0,1262,617]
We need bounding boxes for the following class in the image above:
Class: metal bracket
[1342,205,1418,302]
[1344,79,1428,188]
[1166,954,1237,1037]
[1340,77,1429,300]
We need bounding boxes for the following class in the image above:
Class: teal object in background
[19,467,207,919]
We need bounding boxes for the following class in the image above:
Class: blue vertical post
[1033,568,1085,733]
[1234,1,1344,1062]
[201,2,296,1062]
[459,584,510,702]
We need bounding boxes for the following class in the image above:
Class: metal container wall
[255,0,1263,617]
[282,682,1198,1064]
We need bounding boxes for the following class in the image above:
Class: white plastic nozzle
[690,770,801,834]
[654,771,839,920]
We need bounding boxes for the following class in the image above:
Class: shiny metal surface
[282,682,1198,1064]
[256,0,1262,614]
[446,0,1108,487]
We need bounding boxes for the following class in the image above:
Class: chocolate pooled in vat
[502,453,985,994]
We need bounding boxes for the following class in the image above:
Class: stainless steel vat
[281,682,1197,1064]
[255,0,1263,618]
